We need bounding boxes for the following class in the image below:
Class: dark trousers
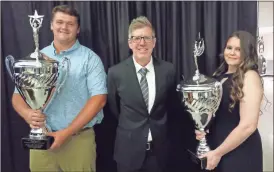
[117,148,163,172]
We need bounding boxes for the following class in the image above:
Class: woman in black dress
[196,31,263,172]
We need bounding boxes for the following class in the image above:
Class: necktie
[139,68,149,108]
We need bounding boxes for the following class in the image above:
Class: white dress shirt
[133,56,156,142]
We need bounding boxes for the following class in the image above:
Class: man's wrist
[21,108,31,121]
[214,147,225,157]
[64,126,77,136]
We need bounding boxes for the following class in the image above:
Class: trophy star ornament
[28,10,44,19]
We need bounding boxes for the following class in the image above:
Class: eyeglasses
[129,36,155,43]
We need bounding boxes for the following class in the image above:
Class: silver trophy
[176,33,223,169]
[5,10,69,149]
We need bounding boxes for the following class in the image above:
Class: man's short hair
[51,5,80,26]
[128,16,155,38]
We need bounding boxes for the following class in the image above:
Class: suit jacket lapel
[150,58,162,114]
[126,57,148,113]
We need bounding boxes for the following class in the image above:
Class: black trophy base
[22,136,54,150]
[187,149,207,170]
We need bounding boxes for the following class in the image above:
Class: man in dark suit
[107,16,179,172]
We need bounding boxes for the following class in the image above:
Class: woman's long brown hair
[213,31,261,111]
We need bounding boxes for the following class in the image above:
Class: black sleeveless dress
[208,73,263,172]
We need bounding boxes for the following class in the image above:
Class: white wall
[257,2,273,172]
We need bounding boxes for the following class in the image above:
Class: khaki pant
[30,128,96,172]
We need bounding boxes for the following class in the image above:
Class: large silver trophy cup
[5,10,69,149]
[177,33,222,169]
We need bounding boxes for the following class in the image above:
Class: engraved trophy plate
[5,10,70,150]
[177,33,223,169]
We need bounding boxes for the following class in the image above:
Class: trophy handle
[56,57,70,93]
[5,55,15,81]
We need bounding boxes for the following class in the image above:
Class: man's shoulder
[40,44,53,53]
[78,44,97,56]
[40,44,56,59]
[77,44,103,63]
[108,57,130,73]
[160,59,173,67]
[155,58,174,70]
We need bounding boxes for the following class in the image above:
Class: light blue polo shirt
[15,40,107,131]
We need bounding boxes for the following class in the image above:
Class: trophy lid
[13,52,58,68]
[178,74,219,92]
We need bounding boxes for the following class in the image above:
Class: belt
[52,127,91,136]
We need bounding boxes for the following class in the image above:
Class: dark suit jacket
[107,56,178,170]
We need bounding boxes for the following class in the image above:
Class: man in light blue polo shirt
[11,5,107,172]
